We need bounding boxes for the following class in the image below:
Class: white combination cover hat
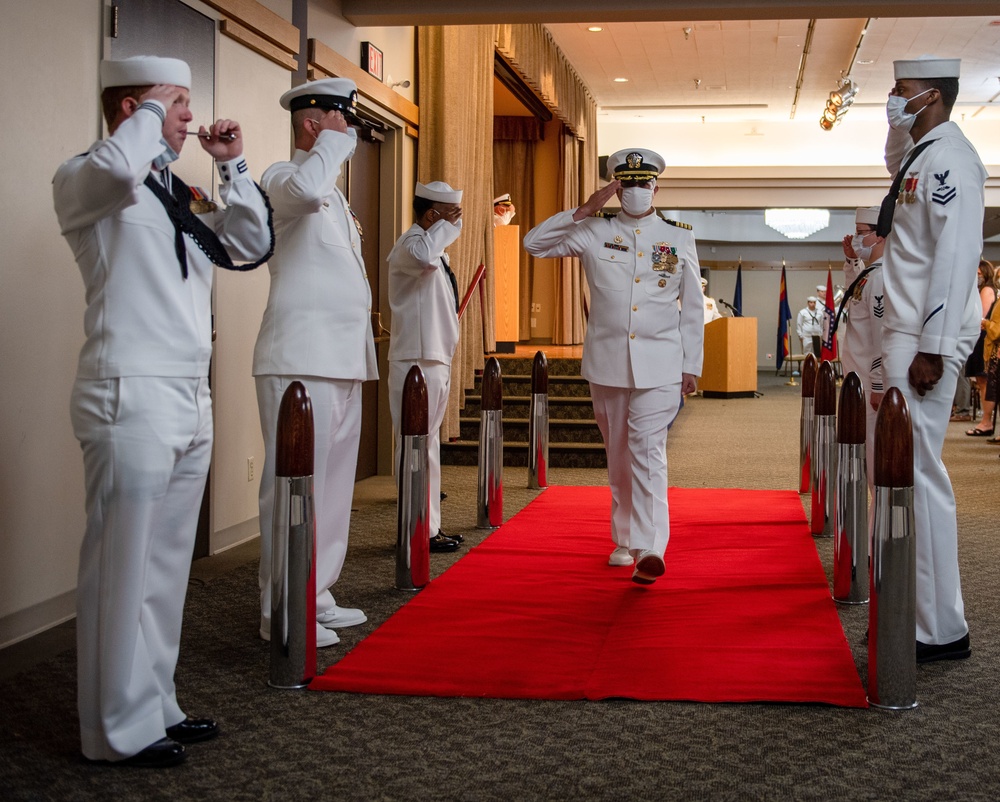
[606,148,666,182]
[279,77,359,115]
[894,56,960,80]
[100,56,191,90]
[416,181,463,204]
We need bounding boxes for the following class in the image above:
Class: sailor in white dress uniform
[253,78,376,649]
[524,148,704,585]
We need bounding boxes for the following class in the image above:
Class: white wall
[0,0,99,644]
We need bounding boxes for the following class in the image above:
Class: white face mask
[851,234,874,263]
[886,89,932,132]
[620,187,654,217]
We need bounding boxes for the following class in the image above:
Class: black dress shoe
[438,529,463,544]
[85,738,186,768]
[166,716,220,744]
[440,491,448,501]
[429,533,459,552]
[916,633,971,664]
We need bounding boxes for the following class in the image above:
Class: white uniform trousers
[256,376,362,627]
[590,382,681,557]
[882,329,976,645]
[388,359,451,535]
[70,376,212,761]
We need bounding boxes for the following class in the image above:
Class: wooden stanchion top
[875,387,913,487]
[837,371,867,445]
[401,365,429,436]
[814,360,837,416]
[482,357,503,412]
[276,381,314,478]
[801,353,817,398]
[531,351,548,395]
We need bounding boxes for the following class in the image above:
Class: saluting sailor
[54,55,273,767]
[878,56,987,663]
[253,78,375,650]
[387,181,465,553]
[523,148,704,586]
[836,205,886,494]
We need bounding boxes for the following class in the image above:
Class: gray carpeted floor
[2,371,998,801]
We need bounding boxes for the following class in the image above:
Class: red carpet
[311,487,867,706]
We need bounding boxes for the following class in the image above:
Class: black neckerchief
[143,169,274,279]
[875,139,938,238]
[441,256,459,314]
[832,261,881,336]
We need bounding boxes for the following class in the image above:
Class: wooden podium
[493,225,519,353]
[700,317,757,398]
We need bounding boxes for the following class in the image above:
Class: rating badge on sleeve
[651,242,678,273]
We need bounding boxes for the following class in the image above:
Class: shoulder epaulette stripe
[665,219,692,230]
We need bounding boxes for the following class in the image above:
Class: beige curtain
[494,24,598,344]
[493,116,540,340]
[418,25,495,440]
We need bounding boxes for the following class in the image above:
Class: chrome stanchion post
[396,366,430,591]
[477,356,504,529]
[269,381,317,690]
[799,354,817,494]
[810,360,837,538]
[868,387,918,710]
[834,371,869,604]
[527,350,549,490]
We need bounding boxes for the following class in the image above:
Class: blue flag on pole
[776,266,792,372]
[733,261,744,317]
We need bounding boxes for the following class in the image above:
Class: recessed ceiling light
[587,26,603,32]
[614,77,629,83]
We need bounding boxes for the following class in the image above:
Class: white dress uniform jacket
[796,307,823,351]
[387,221,461,365]
[387,220,462,534]
[703,296,723,324]
[840,257,885,399]
[252,127,377,633]
[253,128,377,380]
[53,99,271,761]
[523,210,704,388]
[880,120,987,646]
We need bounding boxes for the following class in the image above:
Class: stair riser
[474,378,591,398]
[440,445,607,469]
[458,420,604,443]
[462,399,595,419]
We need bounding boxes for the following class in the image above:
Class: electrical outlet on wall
[247,456,254,482]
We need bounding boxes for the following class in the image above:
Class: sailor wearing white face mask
[876,56,988,665]
[523,148,704,585]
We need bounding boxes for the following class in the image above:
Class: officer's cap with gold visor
[606,148,666,182]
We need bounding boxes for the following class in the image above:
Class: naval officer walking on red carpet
[524,149,704,585]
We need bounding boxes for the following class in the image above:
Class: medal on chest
[901,173,919,205]
[651,242,678,273]
[851,278,867,303]
[188,186,218,214]
[349,208,364,242]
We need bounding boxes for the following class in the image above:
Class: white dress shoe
[608,546,634,566]
[632,550,665,585]
[317,603,367,629]
[259,621,340,647]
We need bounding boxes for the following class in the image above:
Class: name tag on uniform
[604,242,629,252]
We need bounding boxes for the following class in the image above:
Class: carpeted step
[439,439,607,468]
[474,373,592,398]
[458,417,604,444]
[461,394,596,420]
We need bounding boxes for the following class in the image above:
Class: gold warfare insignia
[651,242,679,273]
[658,278,667,287]
[614,235,623,244]
[626,152,643,170]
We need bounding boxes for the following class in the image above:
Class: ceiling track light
[819,77,858,131]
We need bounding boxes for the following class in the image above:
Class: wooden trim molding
[200,0,299,71]
[308,38,419,131]
[220,19,297,71]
